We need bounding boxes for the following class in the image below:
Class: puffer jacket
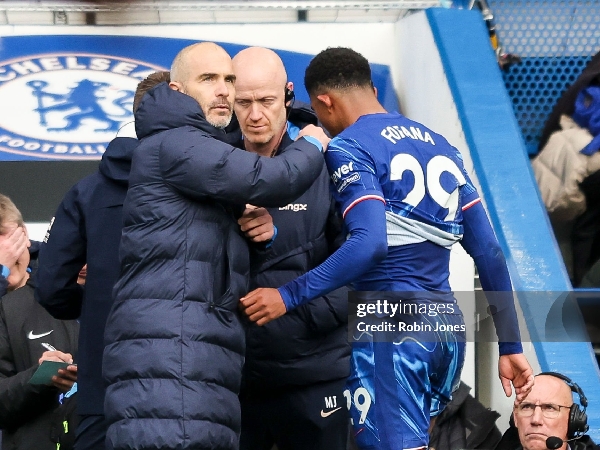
[102,82,324,450]
[532,115,600,221]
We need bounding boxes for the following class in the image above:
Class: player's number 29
[390,153,466,221]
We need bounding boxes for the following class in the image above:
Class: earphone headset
[284,86,295,104]
[269,85,296,158]
[538,372,589,439]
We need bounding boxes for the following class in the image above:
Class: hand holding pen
[39,342,77,391]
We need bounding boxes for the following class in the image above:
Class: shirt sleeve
[277,137,389,309]
[460,200,523,355]
[325,137,386,218]
[278,193,388,311]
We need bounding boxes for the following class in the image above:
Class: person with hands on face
[240,47,534,450]
[0,193,79,450]
[0,224,29,297]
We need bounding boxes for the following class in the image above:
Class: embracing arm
[159,131,324,208]
[279,199,387,310]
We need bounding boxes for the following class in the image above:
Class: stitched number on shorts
[390,153,466,221]
[343,387,372,425]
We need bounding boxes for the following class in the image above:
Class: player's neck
[342,95,387,127]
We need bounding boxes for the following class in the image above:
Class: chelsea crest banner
[0,35,396,161]
[0,35,226,161]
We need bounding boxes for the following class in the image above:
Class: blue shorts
[345,307,466,450]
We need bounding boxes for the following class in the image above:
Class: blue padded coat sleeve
[159,132,324,208]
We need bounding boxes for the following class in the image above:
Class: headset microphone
[546,435,581,449]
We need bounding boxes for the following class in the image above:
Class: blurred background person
[35,71,169,450]
[0,193,78,450]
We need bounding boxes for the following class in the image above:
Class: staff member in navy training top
[233,46,351,450]
[241,47,534,450]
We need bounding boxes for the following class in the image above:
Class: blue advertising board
[0,35,398,161]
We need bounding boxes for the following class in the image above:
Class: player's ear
[316,94,333,110]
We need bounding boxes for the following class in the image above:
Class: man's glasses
[515,403,572,419]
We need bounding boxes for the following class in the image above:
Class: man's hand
[240,288,287,325]
[39,350,73,365]
[298,124,330,150]
[498,353,534,404]
[53,365,77,392]
[238,205,274,243]
[0,226,28,269]
[39,350,77,391]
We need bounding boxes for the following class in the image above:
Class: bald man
[102,42,329,450]
[233,47,350,450]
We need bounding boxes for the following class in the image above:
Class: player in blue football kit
[240,47,534,450]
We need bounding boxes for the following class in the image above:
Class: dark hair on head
[304,47,372,96]
[133,71,171,112]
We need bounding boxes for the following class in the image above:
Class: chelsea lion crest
[0,53,165,160]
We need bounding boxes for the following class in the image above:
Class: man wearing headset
[232,46,351,450]
[501,372,598,450]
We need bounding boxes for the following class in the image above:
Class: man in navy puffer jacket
[102,42,328,450]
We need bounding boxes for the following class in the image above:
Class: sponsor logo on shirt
[337,172,361,193]
[321,395,342,418]
[28,330,53,339]
[331,161,355,183]
[278,203,307,212]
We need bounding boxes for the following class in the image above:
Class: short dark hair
[304,47,372,96]
[133,71,171,112]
